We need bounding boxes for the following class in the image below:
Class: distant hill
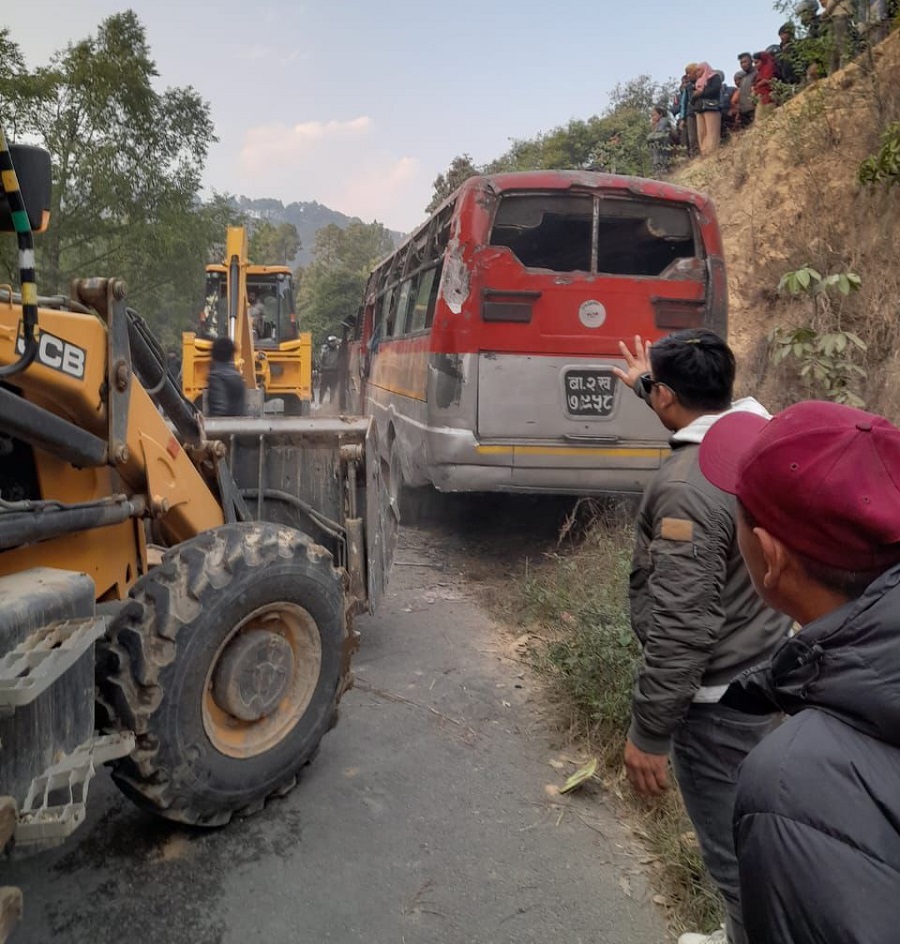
[231,196,405,268]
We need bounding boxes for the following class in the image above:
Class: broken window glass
[489,193,697,276]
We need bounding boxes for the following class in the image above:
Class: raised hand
[611,335,652,390]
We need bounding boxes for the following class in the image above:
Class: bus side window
[409,268,437,333]
[424,262,443,329]
[350,305,364,341]
[379,286,396,339]
[393,276,417,337]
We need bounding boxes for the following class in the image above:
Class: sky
[4,0,790,234]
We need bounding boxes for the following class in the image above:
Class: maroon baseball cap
[699,400,900,570]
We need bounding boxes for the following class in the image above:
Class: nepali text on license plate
[563,369,616,417]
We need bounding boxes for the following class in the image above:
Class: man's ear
[755,527,789,590]
[655,384,677,410]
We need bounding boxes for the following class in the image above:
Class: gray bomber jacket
[628,399,791,755]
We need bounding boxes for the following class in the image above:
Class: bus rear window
[489,193,697,277]
[490,195,592,272]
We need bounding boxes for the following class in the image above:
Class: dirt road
[2,497,665,944]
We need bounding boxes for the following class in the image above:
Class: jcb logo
[16,325,86,379]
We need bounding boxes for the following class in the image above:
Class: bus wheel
[378,445,401,569]
[387,439,426,525]
[97,522,346,826]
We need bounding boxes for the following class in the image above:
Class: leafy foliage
[248,220,301,265]
[425,153,479,213]
[296,220,394,345]
[422,75,679,211]
[858,121,900,188]
[769,265,867,407]
[0,13,240,345]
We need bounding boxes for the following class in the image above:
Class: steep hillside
[674,31,900,420]
[233,196,404,267]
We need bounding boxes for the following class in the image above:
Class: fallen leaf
[559,757,598,794]
[619,875,633,898]
[548,759,565,770]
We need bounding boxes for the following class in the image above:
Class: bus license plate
[564,369,616,417]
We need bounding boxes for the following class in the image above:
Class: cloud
[237,44,276,62]
[331,157,425,230]
[219,119,429,231]
[238,117,372,174]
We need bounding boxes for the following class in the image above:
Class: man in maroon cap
[699,399,900,944]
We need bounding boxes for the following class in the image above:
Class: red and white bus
[344,170,727,497]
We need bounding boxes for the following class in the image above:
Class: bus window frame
[487,190,702,280]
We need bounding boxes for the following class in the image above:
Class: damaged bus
[344,170,727,499]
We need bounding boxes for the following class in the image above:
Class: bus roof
[375,170,716,274]
[467,170,712,208]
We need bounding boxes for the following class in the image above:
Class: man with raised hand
[613,329,791,944]
[698,399,900,944]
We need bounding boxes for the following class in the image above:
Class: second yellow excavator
[181,226,312,414]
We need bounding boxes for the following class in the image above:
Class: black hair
[738,501,889,600]
[211,335,235,363]
[738,51,752,60]
[649,328,734,411]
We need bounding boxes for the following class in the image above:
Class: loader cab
[247,272,298,348]
[200,268,298,346]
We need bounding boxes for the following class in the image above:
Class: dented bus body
[345,170,727,497]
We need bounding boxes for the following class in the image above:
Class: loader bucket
[202,415,395,614]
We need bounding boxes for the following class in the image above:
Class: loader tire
[282,394,309,417]
[97,521,347,827]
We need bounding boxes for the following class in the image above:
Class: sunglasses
[637,371,664,402]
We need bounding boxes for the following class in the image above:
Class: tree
[425,154,480,213]
[484,74,678,180]
[1,13,234,340]
[249,220,301,265]
[297,220,394,344]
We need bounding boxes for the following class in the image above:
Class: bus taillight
[651,298,705,330]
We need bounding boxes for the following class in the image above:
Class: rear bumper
[425,425,666,495]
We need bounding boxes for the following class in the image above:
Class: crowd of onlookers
[647,0,899,175]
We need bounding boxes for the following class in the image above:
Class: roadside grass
[511,499,724,935]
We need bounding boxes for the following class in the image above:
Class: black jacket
[628,403,790,754]
[691,73,722,113]
[724,563,900,943]
[207,361,246,416]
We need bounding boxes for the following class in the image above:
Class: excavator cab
[184,228,312,413]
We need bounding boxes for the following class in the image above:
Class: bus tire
[97,522,346,827]
[388,438,427,525]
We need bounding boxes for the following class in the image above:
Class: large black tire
[97,522,347,826]
[388,437,426,526]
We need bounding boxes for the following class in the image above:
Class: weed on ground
[494,500,725,935]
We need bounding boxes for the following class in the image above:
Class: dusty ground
[2,497,667,944]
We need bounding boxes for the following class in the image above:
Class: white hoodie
[670,396,771,446]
